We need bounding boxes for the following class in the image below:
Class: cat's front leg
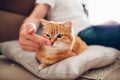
[38,63,48,70]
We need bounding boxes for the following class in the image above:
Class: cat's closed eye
[57,34,63,38]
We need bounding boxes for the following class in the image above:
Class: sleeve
[36,0,56,9]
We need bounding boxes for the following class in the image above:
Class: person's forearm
[22,4,50,29]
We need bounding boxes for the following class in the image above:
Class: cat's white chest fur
[43,42,71,56]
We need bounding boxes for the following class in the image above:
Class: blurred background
[81,0,120,25]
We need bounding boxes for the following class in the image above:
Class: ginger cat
[36,19,87,70]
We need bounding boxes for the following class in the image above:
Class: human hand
[19,23,51,52]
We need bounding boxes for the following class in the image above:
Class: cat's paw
[38,65,44,70]
[38,64,47,70]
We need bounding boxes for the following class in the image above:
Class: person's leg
[78,25,120,50]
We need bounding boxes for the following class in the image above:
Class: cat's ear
[63,21,72,32]
[40,19,49,26]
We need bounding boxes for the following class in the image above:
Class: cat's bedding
[80,59,120,80]
[0,40,119,79]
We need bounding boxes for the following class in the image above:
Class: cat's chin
[52,44,64,48]
[44,43,71,50]
[44,45,57,48]
[53,44,71,51]
[51,45,60,49]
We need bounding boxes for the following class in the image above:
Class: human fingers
[32,33,51,46]
[19,37,40,49]
[20,29,36,42]
[19,24,40,52]
[26,23,37,34]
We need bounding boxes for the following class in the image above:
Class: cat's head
[41,19,74,50]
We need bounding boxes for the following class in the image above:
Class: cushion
[78,25,120,50]
[80,59,120,80]
[0,40,119,79]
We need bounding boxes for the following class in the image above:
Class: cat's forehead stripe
[48,23,64,34]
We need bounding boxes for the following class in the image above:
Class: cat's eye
[57,34,63,38]
[46,34,50,37]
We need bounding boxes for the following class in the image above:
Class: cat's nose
[51,42,54,45]
[51,40,55,45]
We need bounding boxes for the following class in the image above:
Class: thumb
[26,23,37,34]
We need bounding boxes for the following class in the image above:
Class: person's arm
[21,3,50,30]
[19,3,51,52]
[24,4,50,28]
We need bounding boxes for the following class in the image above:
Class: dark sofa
[0,0,35,42]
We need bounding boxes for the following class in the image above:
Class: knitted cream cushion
[81,59,120,80]
[0,40,119,79]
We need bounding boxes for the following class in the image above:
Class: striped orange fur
[36,19,87,70]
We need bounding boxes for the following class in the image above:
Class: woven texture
[81,59,120,80]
